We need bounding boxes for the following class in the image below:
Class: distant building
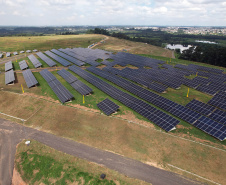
[13,52,18,55]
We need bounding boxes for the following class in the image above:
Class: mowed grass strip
[0,34,104,52]
[15,140,148,185]
[3,92,223,185]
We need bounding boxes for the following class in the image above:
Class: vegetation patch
[15,140,149,185]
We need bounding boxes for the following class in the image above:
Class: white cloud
[0,0,225,26]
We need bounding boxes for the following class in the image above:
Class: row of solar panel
[57,69,92,95]
[69,65,180,132]
[40,69,73,103]
[86,66,226,141]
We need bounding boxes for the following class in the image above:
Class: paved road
[0,118,201,185]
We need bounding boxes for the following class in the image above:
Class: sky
[0,0,226,26]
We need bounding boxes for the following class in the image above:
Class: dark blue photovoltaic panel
[209,109,226,126]
[186,99,215,116]
[51,49,85,66]
[5,69,15,85]
[5,61,13,71]
[208,95,226,111]
[193,116,226,141]
[57,69,78,84]
[70,80,93,95]
[22,69,38,88]
[45,51,70,66]
[39,69,74,103]
[19,60,28,70]
[28,54,42,68]
[97,98,119,115]
[69,65,180,132]
[36,52,56,67]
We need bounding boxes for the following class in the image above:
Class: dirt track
[0,118,202,185]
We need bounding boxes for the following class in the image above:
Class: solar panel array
[40,69,73,103]
[6,52,10,57]
[59,48,111,66]
[45,51,71,66]
[97,98,119,116]
[186,99,215,116]
[28,54,42,68]
[19,60,28,70]
[57,69,92,95]
[5,70,15,85]
[5,61,13,71]
[106,52,165,68]
[86,66,226,141]
[194,116,226,141]
[51,49,85,66]
[22,69,38,88]
[36,52,56,67]
[69,65,180,132]
[208,93,226,111]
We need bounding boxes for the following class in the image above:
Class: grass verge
[15,140,149,185]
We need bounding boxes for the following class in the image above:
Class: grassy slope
[96,36,173,58]
[1,91,225,185]
[15,140,149,185]
[0,34,104,52]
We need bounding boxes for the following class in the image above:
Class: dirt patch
[115,111,155,128]
[12,168,27,185]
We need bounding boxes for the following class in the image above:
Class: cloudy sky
[0,0,225,26]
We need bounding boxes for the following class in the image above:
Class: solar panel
[40,69,56,83]
[19,60,28,70]
[22,69,38,88]
[5,69,15,85]
[39,69,74,103]
[208,96,226,111]
[97,98,119,115]
[193,116,226,141]
[70,80,93,95]
[6,52,10,57]
[51,49,85,66]
[186,99,216,116]
[57,69,78,84]
[69,65,180,132]
[209,109,226,125]
[45,51,71,67]
[28,54,42,68]
[5,61,13,72]
[36,52,57,67]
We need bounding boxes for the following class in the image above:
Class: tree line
[87,28,226,68]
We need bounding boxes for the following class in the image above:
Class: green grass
[0,35,104,52]
[16,140,146,185]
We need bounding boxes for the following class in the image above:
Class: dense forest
[88,28,226,68]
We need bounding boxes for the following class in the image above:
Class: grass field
[96,36,173,58]
[0,91,225,185]
[0,34,104,52]
[15,140,149,185]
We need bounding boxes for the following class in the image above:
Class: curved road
[0,118,201,185]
